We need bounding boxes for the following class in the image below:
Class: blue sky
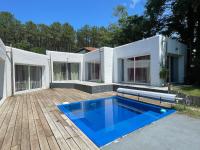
[0,0,147,29]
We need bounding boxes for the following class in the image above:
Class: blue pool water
[58,96,175,147]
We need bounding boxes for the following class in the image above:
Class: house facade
[0,35,187,103]
[113,35,187,86]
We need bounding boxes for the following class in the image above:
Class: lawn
[173,104,200,118]
[172,85,200,97]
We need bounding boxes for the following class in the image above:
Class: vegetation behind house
[0,0,200,85]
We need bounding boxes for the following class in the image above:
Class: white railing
[15,81,42,91]
[15,81,29,92]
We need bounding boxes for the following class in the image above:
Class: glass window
[87,62,100,81]
[15,65,29,92]
[53,62,67,81]
[15,65,43,92]
[53,62,80,81]
[128,68,134,82]
[135,55,150,83]
[127,58,135,82]
[30,66,42,89]
[68,63,80,80]
[123,55,150,84]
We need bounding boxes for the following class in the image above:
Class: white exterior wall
[83,47,114,83]
[103,47,114,83]
[0,35,187,102]
[46,51,84,81]
[83,49,102,81]
[0,39,6,62]
[0,39,7,104]
[165,37,187,83]
[6,46,50,95]
[113,35,162,86]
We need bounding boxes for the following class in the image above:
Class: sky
[0,0,147,29]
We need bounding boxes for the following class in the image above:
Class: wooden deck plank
[0,88,118,150]
[39,90,93,150]
[46,136,60,150]
[1,96,20,150]
[0,98,12,129]
[0,97,17,149]
[11,145,20,150]
[0,99,10,119]
[28,94,40,150]
[21,94,31,150]
[12,95,24,147]
[36,93,71,150]
[34,95,53,137]
[42,90,93,150]
[31,94,50,150]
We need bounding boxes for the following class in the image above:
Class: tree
[144,0,167,35]
[145,0,200,85]
[113,5,128,19]
[76,25,112,48]
[168,0,199,84]
[111,5,150,45]
[0,12,22,46]
[61,23,76,52]
[0,0,200,86]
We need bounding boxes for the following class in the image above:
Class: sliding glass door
[30,66,42,89]
[15,65,43,92]
[122,55,150,84]
[135,55,150,83]
[87,62,100,81]
[127,58,135,82]
[53,62,67,81]
[68,63,79,80]
[53,62,80,81]
[15,65,29,92]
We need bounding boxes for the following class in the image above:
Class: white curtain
[53,62,67,81]
[69,63,79,80]
[15,65,29,91]
[87,62,100,81]
[30,66,42,89]
[53,62,79,81]
[135,55,150,83]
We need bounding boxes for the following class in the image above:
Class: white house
[113,35,187,86]
[0,35,187,102]
[0,46,50,103]
[46,50,84,82]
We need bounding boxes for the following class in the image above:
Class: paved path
[102,113,200,150]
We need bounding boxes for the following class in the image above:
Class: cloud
[129,0,145,9]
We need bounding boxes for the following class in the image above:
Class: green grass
[172,104,200,118]
[173,85,200,97]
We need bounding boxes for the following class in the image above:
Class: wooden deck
[0,88,172,150]
[0,88,115,150]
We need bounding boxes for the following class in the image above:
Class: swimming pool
[58,96,175,147]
